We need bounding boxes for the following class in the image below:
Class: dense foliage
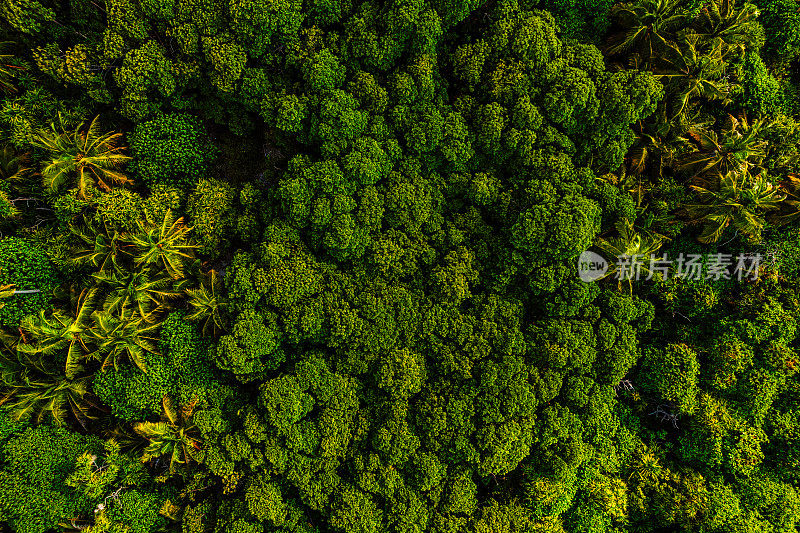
[0,0,799,532]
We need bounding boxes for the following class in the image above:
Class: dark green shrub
[95,188,146,230]
[129,112,216,189]
[737,51,785,116]
[639,343,700,415]
[0,237,58,326]
[105,489,168,533]
[533,0,616,43]
[754,0,800,63]
[0,425,101,533]
[187,177,237,257]
[92,356,174,420]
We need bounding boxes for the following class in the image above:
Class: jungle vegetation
[0,0,800,532]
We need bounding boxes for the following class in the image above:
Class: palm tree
[0,267,17,312]
[185,269,227,336]
[0,281,16,309]
[93,269,181,323]
[128,210,197,280]
[17,289,96,378]
[628,130,674,179]
[0,340,100,428]
[0,144,30,219]
[0,144,29,182]
[596,218,669,288]
[685,170,784,243]
[625,109,701,179]
[771,174,800,226]
[678,114,768,178]
[134,395,202,475]
[32,114,131,199]
[606,0,686,63]
[597,218,668,257]
[628,447,665,485]
[88,309,159,373]
[693,0,761,60]
[70,218,127,273]
[656,34,731,119]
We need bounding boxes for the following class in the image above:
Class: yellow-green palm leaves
[0,332,99,428]
[17,288,96,378]
[679,114,769,178]
[134,396,201,475]
[597,219,669,259]
[16,286,162,376]
[70,218,127,273]
[772,174,800,226]
[657,35,731,119]
[0,357,96,427]
[93,269,181,323]
[0,278,16,311]
[693,0,761,59]
[128,210,198,280]
[32,114,131,199]
[596,219,669,288]
[185,269,226,336]
[0,143,29,182]
[0,145,29,219]
[607,0,686,62]
[88,309,159,373]
[685,170,784,243]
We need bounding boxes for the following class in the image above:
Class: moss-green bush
[129,113,216,189]
[187,177,237,257]
[0,425,101,533]
[0,237,58,326]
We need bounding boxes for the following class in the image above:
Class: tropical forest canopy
[1,0,800,532]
